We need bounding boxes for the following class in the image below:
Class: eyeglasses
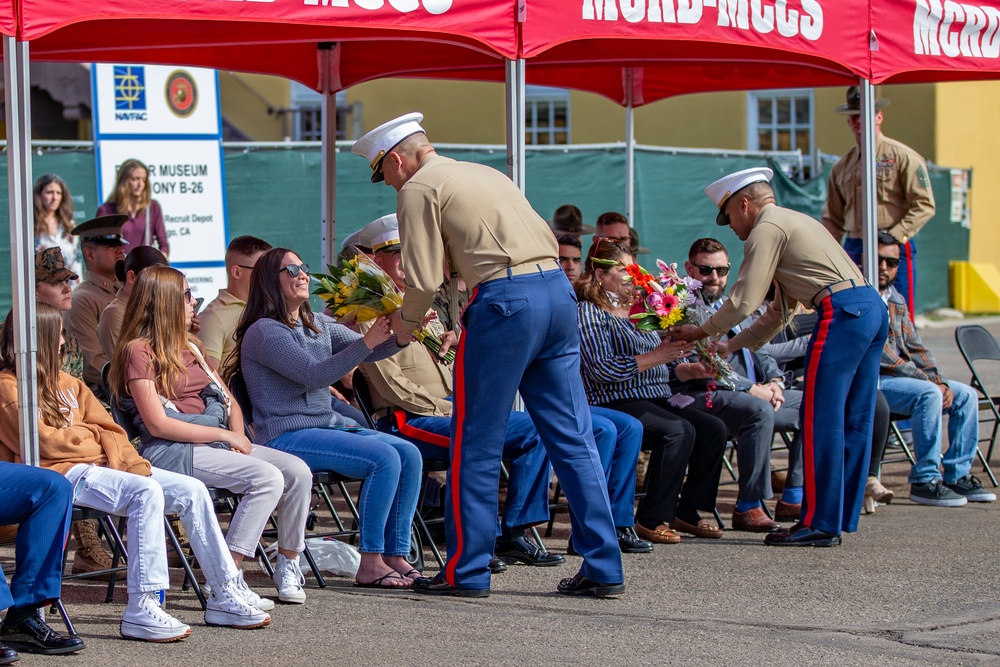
[878,256,900,269]
[183,288,193,303]
[281,263,311,278]
[236,264,255,271]
[594,235,630,243]
[694,264,731,277]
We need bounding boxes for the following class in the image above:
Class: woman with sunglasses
[575,239,728,543]
[108,266,313,606]
[224,248,422,590]
[0,304,270,641]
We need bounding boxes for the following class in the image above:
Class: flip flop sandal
[353,572,411,590]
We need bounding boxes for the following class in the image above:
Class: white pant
[65,464,239,594]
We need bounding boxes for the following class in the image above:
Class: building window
[289,84,353,141]
[748,89,814,179]
[525,86,570,146]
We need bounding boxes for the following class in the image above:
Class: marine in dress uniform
[63,215,127,396]
[821,86,935,317]
[353,113,623,597]
[672,167,889,546]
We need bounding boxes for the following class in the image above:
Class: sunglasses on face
[183,288,193,303]
[878,256,900,269]
[694,264,731,277]
[281,263,311,278]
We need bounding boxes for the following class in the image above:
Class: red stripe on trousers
[445,286,476,586]
[394,410,450,449]
[905,242,915,324]
[802,297,834,527]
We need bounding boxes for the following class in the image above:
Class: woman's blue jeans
[267,428,422,556]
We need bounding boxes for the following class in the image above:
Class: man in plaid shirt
[876,231,995,507]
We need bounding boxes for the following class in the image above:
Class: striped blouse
[577,301,674,405]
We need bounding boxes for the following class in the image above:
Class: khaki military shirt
[196,289,245,367]
[703,204,866,349]
[396,153,558,331]
[65,270,120,386]
[97,287,129,361]
[358,318,453,418]
[821,134,935,243]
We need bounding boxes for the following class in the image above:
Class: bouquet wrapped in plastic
[625,260,736,404]
[312,253,456,363]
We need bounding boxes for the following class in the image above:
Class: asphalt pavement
[5,318,1000,666]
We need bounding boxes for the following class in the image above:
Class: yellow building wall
[935,80,1000,265]
[218,72,290,141]
[346,78,507,143]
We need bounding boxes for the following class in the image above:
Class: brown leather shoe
[732,507,781,532]
[633,523,681,544]
[670,517,723,539]
[774,500,802,521]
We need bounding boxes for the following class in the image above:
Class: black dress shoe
[411,572,490,598]
[488,556,508,574]
[764,522,842,547]
[617,528,654,554]
[0,611,86,655]
[494,534,565,566]
[0,642,19,665]
[556,572,625,598]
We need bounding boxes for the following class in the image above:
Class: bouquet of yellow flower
[312,254,456,363]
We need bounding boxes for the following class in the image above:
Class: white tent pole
[3,36,40,466]
[624,67,635,226]
[859,78,878,284]
[504,57,526,193]
[320,43,338,268]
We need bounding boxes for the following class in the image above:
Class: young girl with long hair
[0,304,269,641]
[108,266,312,605]
[96,158,169,256]
[33,174,81,276]
[224,247,422,590]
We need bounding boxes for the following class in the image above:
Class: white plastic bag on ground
[304,537,361,578]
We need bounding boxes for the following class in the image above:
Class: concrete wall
[217,72,289,141]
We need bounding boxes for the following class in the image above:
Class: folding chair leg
[712,508,726,530]
[975,447,998,487]
[300,544,327,588]
[53,600,78,638]
[103,516,128,604]
[314,482,346,532]
[545,481,563,538]
[164,516,207,609]
[413,512,444,568]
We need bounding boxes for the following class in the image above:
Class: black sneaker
[909,479,968,507]
[946,475,997,503]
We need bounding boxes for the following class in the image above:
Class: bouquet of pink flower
[626,260,736,393]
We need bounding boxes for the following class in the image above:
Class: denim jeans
[65,465,239,595]
[267,428,421,556]
[879,377,980,484]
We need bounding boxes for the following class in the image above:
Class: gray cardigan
[241,313,403,444]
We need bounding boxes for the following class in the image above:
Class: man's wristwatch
[769,378,786,390]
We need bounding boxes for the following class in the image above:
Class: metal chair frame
[955,325,1000,486]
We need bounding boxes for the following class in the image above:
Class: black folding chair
[955,325,1000,485]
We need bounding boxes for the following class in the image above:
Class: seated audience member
[0,305,270,642]
[577,239,728,542]
[63,215,128,398]
[0,461,83,658]
[876,232,995,507]
[98,245,168,360]
[360,215,647,559]
[557,234,584,283]
[224,247,423,590]
[197,236,272,370]
[594,211,631,244]
[34,247,115,577]
[549,204,595,236]
[108,267,312,605]
[681,238,804,528]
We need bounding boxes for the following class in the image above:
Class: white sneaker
[120,592,192,642]
[273,554,307,604]
[202,571,275,612]
[205,578,271,629]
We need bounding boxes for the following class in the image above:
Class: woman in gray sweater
[227,247,422,590]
